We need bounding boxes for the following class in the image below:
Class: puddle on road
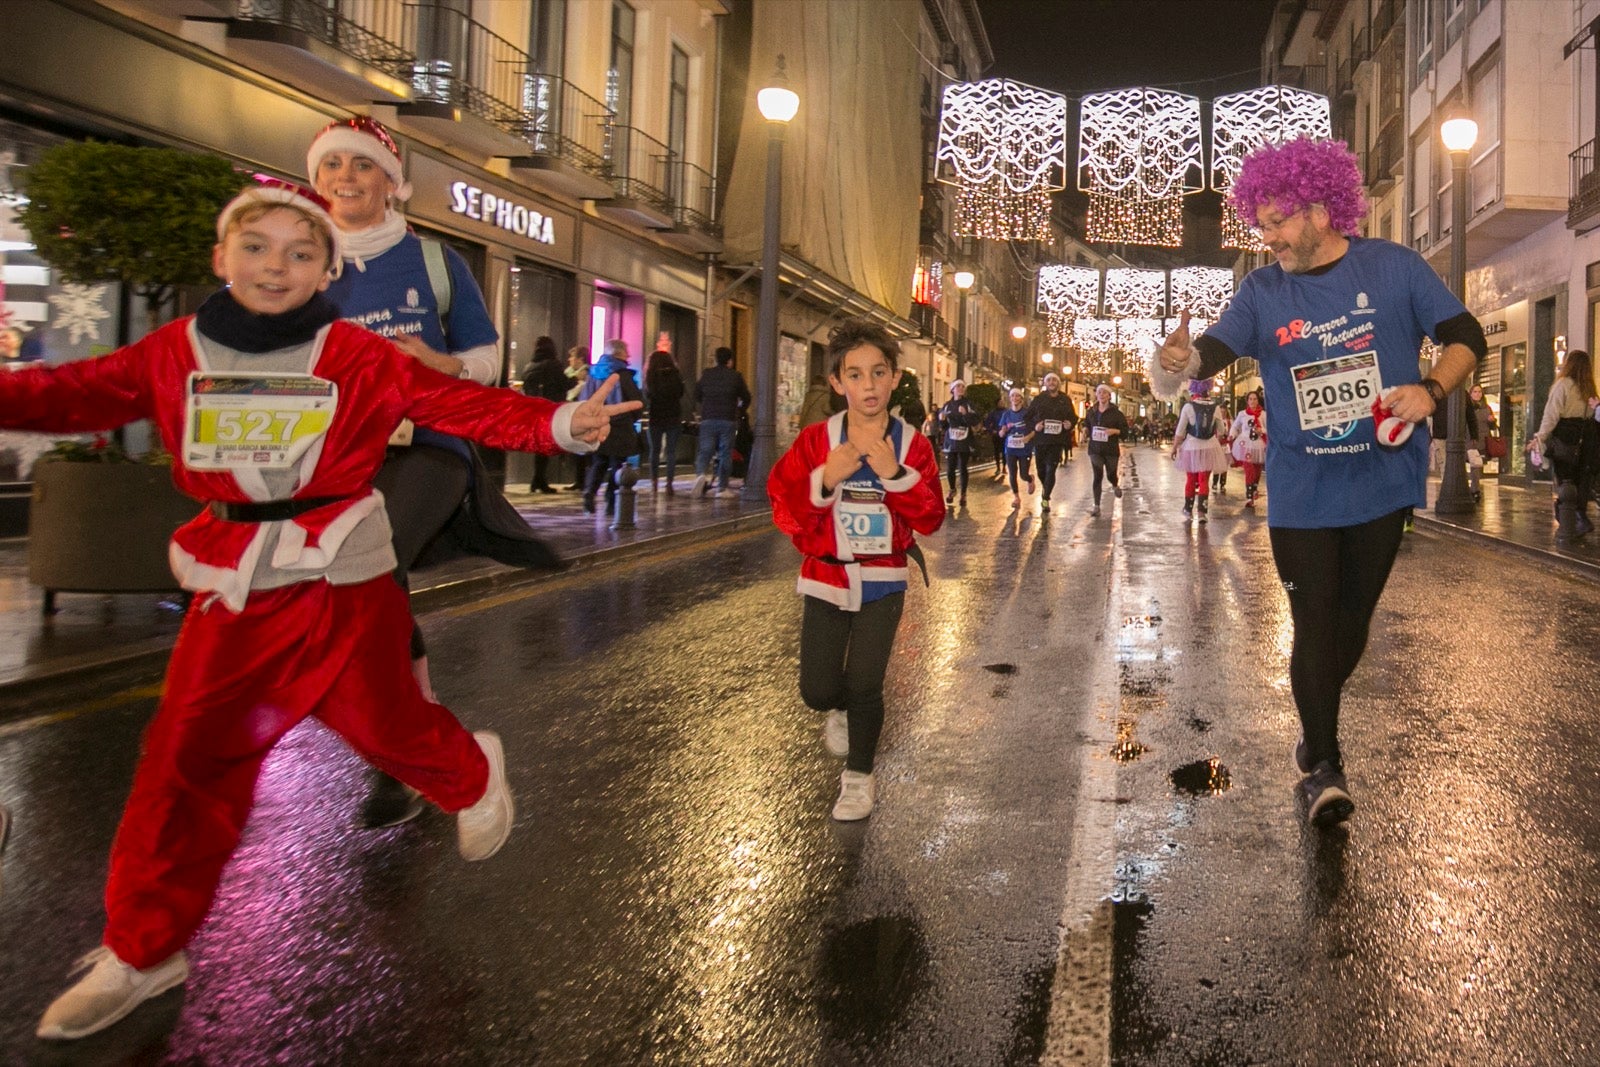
[1170,759,1232,796]
[1110,720,1149,763]
[983,662,1017,674]
[817,914,928,1048]
[1185,716,1212,734]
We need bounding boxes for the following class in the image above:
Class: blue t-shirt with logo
[1205,237,1468,529]
[323,232,498,461]
[996,408,1032,456]
[837,419,908,604]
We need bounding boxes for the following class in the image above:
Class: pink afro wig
[1229,137,1367,236]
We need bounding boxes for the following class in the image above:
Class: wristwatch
[1419,378,1448,409]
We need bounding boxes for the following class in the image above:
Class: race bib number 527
[184,373,338,470]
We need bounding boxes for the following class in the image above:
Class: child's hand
[821,441,861,492]
[862,434,900,480]
[569,374,642,444]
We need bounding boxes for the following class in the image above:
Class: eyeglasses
[1256,209,1306,237]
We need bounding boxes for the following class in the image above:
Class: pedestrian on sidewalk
[1153,136,1486,828]
[1171,379,1227,525]
[1465,384,1496,502]
[1229,389,1268,508]
[644,348,686,494]
[521,336,570,493]
[1531,348,1599,542]
[580,339,645,515]
[691,346,751,498]
[769,318,945,822]
[1082,384,1128,517]
[310,115,565,829]
[996,387,1036,508]
[0,178,638,1041]
[937,379,978,507]
[1025,372,1077,510]
[982,402,1007,481]
[562,347,591,488]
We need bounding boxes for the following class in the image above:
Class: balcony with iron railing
[594,125,677,229]
[1569,140,1600,233]
[220,0,414,103]
[655,159,721,253]
[388,1,529,155]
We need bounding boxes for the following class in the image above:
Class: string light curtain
[1071,318,1117,376]
[1078,88,1202,247]
[1210,86,1332,250]
[1036,264,1101,347]
[1102,267,1168,319]
[935,78,1068,241]
[1168,266,1234,321]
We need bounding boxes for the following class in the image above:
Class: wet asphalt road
[1,450,1598,1065]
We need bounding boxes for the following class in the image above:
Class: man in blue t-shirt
[1153,137,1487,829]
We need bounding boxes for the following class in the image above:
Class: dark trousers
[646,422,682,486]
[944,451,970,498]
[1036,443,1064,498]
[373,444,471,659]
[1005,453,1032,494]
[1268,509,1407,771]
[989,434,1005,473]
[531,452,554,491]
[799,593,905,774]
[1089,449,1119,505]
[585,453,629,508]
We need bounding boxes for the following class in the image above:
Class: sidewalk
[1412,474,1600,582]
[0,476,772,699]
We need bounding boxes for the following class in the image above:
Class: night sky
[974,0,1281,263]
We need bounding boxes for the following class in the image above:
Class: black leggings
[1005,453,1032,494]
[989,433,1005,470]
[373,445,471,659]
[945,451,970,497]
[1090,449,1119,504]
[1035,444,1064,498]
[1268,509,1407,771]
[800,593,905,773]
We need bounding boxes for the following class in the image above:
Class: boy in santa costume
[769,319,945,821]
[1,177,637,1040]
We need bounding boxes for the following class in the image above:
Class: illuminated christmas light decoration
[936,78,1068,241]
[1102,267,1167,319]
[1117,318,1166,376]
[1168,266,1234,321]
[1078,87,1202,246]
[1036,264,1101,347]
[1071,318,1118,376]
[1211,86,1332,250]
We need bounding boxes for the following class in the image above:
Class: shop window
[590,283,643,368]
[508,259,573,380]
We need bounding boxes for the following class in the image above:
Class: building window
[609,0,635,129]
[1410,133,1433,249]
[668,43,689,202]
[528,0,566,79]
[1444,0,1465,49]
[1469,61,1501,215]
[1414,0,1435,87]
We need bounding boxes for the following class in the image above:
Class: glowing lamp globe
[953,270,976,291]
[1012,325,1028,340]
[1440,113,1478,154]
[758,85,799,124]
[1112,374,1123,385]
[1040,351,1053,363]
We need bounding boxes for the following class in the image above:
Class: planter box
[27,461,199,606]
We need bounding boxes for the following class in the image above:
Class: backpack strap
[420,237,453,339]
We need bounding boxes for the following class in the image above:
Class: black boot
[1198,497,1209,524]
[1183,494,1194,519]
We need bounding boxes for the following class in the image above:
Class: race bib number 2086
[1291,351,1381,431]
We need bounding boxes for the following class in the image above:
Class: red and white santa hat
[305,115,412,201]
[216,176,343,277]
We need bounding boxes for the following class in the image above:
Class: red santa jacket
[769,411,945,611]
[0,318,571,610]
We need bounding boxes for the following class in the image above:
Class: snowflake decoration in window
[1078,88,1202,246]
[1103,268,1167,319]
[1211,86,1332,250]
[48,282,112,345]
[936,78,1068,241]
[1169,267,1234,321]
[1036,265,1101,347]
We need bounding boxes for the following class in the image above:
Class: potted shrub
[17,142,244,611]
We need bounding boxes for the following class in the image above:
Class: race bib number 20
[1291,351,1381,431]
[184,373,338,470]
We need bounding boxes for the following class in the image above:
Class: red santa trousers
[102,576,488,969]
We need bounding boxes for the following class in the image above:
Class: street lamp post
[742,56,799,504]
[1435,109,1478,515]
[1011,324,1028,383]
[952,269,975,382]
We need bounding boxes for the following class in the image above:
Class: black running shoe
[1299,761,1354,827]
[359,769,425,829]
[1292,736,1312,775]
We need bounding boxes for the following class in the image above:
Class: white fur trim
[306,125,412,200]
[169,527,269,615]
[552,401,595,454]
[810,464,844,509]
[269,490,383,570]
[1149,346,1201,401]
[216,185,343,276]
[797,576,851,610]
[879,465,920,493]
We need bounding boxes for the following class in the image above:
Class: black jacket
[1082,403,1130,454]
[646,366,686,425]
[521,357,569,404]
[1025,393,1078,450]
[696,365,751,421]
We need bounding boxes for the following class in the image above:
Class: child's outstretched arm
[0,342,154,433]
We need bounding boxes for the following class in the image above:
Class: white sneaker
[36,947,188,1040]
[457,731,513,861]
[822,710,849,757]
[692,474,709,497]
[831,770,875,821]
